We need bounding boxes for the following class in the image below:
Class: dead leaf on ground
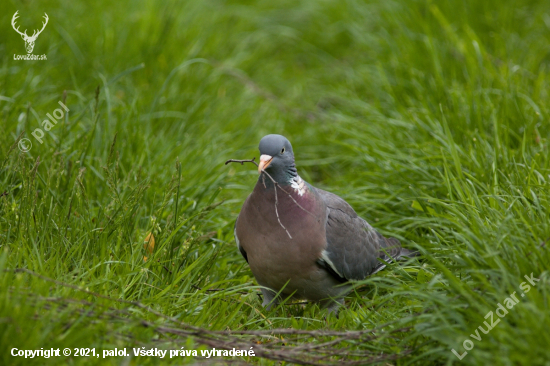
[143,232,155,261]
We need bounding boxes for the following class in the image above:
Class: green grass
[1,0,549,364]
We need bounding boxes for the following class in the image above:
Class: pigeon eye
[281,147,285,154]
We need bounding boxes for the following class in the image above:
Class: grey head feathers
[258,134,298,184]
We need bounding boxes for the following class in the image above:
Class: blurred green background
[1,0,549,365]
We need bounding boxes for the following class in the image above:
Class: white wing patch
[290,176,306,196]
[321,249,344,278]
[234,226,240,248]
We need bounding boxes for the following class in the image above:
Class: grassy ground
[1,0,549,365]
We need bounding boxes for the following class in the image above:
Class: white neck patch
[290,176,306,196]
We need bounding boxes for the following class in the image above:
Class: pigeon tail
[396,247,420,260]
[371,238,419,275]
[382,237,419,261]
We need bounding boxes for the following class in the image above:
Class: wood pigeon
[234,134,416,313]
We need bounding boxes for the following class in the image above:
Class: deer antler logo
[11,11,49,54]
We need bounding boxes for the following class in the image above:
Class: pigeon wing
[234,221,248,263]
[315,188,402,281]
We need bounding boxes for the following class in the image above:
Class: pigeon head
[258,134,298,183]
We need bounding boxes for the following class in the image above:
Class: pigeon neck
[258,162,299,189]
[258,173,306,197]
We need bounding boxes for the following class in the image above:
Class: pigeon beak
[258,154,273,174]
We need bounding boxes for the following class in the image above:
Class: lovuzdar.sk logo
[12,10,48,61]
